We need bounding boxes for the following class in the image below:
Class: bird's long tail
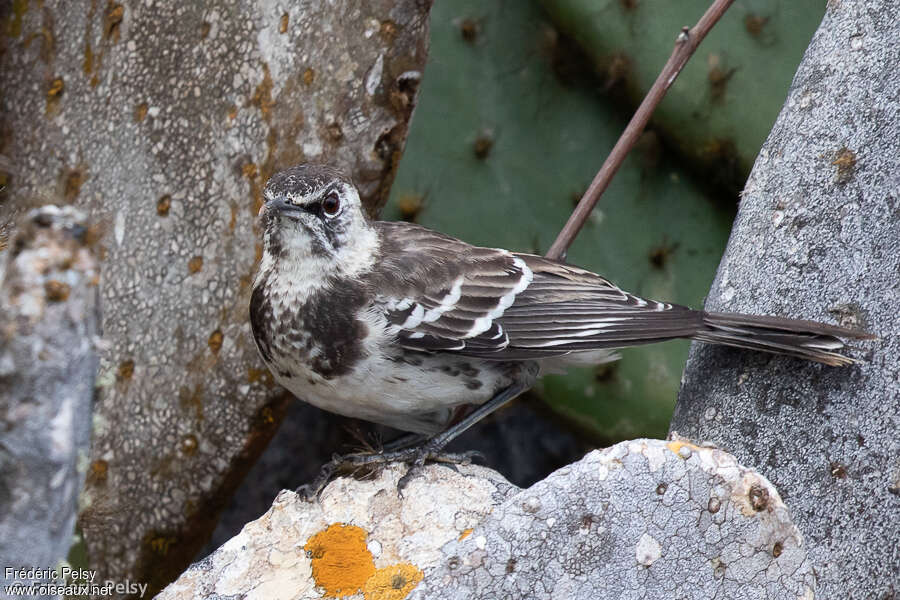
[691,311,874,366]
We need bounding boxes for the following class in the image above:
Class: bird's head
[258,164,378,278]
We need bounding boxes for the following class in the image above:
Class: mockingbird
[251,164,871,493]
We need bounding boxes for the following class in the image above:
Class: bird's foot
[295,446,482,501]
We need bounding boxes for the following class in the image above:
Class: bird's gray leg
[382,432,428,452]
[391,376,534,491]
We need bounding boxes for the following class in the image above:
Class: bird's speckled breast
[250,268,369,380]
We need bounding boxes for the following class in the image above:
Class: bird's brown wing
[369,222,700,358]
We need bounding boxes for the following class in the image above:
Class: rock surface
[162,440,814,600]
[0,0,430,593]
[158,464,517,600]
[0,206,99,583]
[672,2,899,598]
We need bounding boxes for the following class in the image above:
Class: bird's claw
[295,447,483,501]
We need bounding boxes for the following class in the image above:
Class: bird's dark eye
[321,192,341,217]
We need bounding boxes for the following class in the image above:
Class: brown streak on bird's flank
[157,194,171,216]
[187,256,203,274]
[744,14,769,37]
[134,101,148,122]
[831,146,856,183]
[44,279,70,302]
[208,329,224,354]
[105,2,123,42]
[278,13,288,34]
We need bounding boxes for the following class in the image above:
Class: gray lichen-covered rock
[672,2,899,598]
[0,0,430,593]
[0,206,99,582]
[157,464,517,600]
[413,439,814,599]
[162,440,814,599]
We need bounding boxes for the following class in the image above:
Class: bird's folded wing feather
[370,222,701,358]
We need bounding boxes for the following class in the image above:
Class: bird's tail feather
[692,311,875,367]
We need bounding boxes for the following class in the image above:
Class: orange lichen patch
[44,279,71,302]
[831,146,857,183]
[207,329,223,354]
[304,523,376,598]
[117,359,135,380]
[363,563,423,600]
[279,13,289,34]
[302,67,315,86]
[157,194,171,216]
[187,256,203,274]
[666,440,699,457]
[227,104,238,120]
[135,102,148,122]
[458,528,473,541]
